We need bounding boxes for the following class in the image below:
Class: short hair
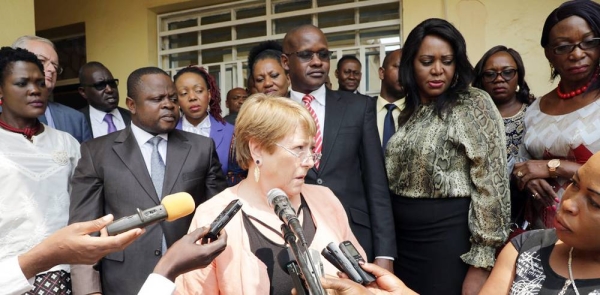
[173,66,224,124]
[234,94,316,170]
[283,24,322,53]
[78,61,107,84]
[473,45,535,105]
[336,55,361,70]
[248,40,284,78]
[0,46,44,85]
[541,0,600,83]
[398,18,475,126]
[12,35,56,50]
[127,67,169,99]
[382,49,402,68]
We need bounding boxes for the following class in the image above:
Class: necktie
[149,136,165,199]
[382,104,397,152]
[103,113,117,134]
[302,94,323,168]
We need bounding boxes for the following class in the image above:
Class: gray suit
[68,126,227,294]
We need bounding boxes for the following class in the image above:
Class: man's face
[22,40,60,92]
[226,87,248,113]
[79,66,119,112]
[282,27,330,94]
[335,59,362,92]
[379,50,404,98]
[127,74,179,135]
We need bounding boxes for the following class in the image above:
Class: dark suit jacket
[304,88,396,260]
[79,106,132,137]
[38,101,92,143]
[175,114,234,175]
[68,126,227,295]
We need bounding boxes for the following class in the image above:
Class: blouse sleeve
[457,88,511,269]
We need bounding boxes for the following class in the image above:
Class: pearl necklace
[559,247,581,295]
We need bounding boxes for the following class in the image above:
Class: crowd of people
[1,0,600,294]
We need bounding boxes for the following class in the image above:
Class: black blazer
[79,106,132,137]
[68,126,227,294]
[304,88,397,260]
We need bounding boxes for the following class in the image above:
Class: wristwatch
[547,159,561,178]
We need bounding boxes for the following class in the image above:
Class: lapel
[113,126,160,204]
[81,106,92,129]
[209,115,224,149]
[162,130,191,196]
[318,89,347,173]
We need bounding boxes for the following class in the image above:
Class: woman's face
[545,16,600,84]
[0,61,48,121]
[555,155,600,251]
[260,125,314,198]
[413,35,456,103]
[253,58,290,97]
[175,72,210,124]
[480,51,519,105]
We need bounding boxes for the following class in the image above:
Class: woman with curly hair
[248,40,290,97]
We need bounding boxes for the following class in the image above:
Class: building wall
[33,0,572,104]
[0,0,36,47]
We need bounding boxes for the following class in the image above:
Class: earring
[516,85,520,92]
[254,159,260,182]
[0,99,3,106]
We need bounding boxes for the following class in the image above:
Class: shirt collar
[377,95,405,111]
[290,84,326,106]
[130,122,168,146]
[89,105,121,123]
[182,115,211,130]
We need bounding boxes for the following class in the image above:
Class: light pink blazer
[175,184,366,295]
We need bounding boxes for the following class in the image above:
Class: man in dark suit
[12,35,92,143]
[335,55,362,94]
[68,67,227,294]
[281,24,396,270]
[78,61,132,138]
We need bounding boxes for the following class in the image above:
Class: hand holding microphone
[107,192,196,236]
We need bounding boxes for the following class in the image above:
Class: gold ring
[517,171,524,178]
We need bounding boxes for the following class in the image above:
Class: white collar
[290,84,326,106]
[130,123,168,146]
[89,105,121,123]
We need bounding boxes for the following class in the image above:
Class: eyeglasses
[285,50,333,62]
[482,69,517,83]
[552,38,600,55]
[81,79,119,91]
[36,54,63,75]
[275,143,322,164]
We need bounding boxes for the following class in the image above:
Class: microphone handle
[107,206,167,235]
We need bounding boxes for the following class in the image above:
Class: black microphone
[267,188,307,245]
[106,192,195,235]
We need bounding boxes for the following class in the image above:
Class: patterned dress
[523,98,600,225]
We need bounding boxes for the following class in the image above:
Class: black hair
[173,66,224,124]
[126,66,169,99]
[398,18,475,126]
[381,49,402,68]
[78,61,107,84]
[247,40,284,79]
[336,55,361,70]
[0,46,44,85]
[541,0,600,84]
[473,45,535,105]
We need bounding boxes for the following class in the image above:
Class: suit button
[154,250,161,256]
[316,178,323,185]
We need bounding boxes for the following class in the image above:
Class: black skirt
[392,195,471,295]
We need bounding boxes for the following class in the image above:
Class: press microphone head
[267,188,287,208]
[161,192,196,221]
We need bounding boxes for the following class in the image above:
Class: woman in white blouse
[0,46,80,293]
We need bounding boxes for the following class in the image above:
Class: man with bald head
[376,49,405,149]
[281,25,396,270]
[223,87,247,125]
[11,35,92,142]
[78,61,131,138]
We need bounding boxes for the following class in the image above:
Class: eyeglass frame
[551,38,600,55]
[481,68,518,83]
[284,50,334,63]
[81,79,120,91]
[35,54,64,75]
[275,143,322,164]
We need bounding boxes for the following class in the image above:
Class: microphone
[278,248,324,295]
[267,188,307,245]
[106,192,195,236]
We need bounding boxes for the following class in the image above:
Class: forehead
[229,88,247,97]
[7,61,44,77]
[289,28,328,51]
[550,16,593,41]
[418,35,454,55]
[86,66,113,81]
[255,58,284,71]
[24,40,58,61]
[140,74,174,95]
[340,59,361,69]
[485,51,517,68]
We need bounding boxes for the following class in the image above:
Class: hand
[461,266,490,295]
[523,179,559,207]
[19,214,143,279]
[513,160,550,190]
[153,226,228,281]
[320,262,417,295]
[373,258,394,273]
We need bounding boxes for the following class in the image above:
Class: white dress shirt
[130,123,168,175]
[89,106,126,138]
[290,84,327,137]
[376,95,405,144]
[182,115,211,137]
